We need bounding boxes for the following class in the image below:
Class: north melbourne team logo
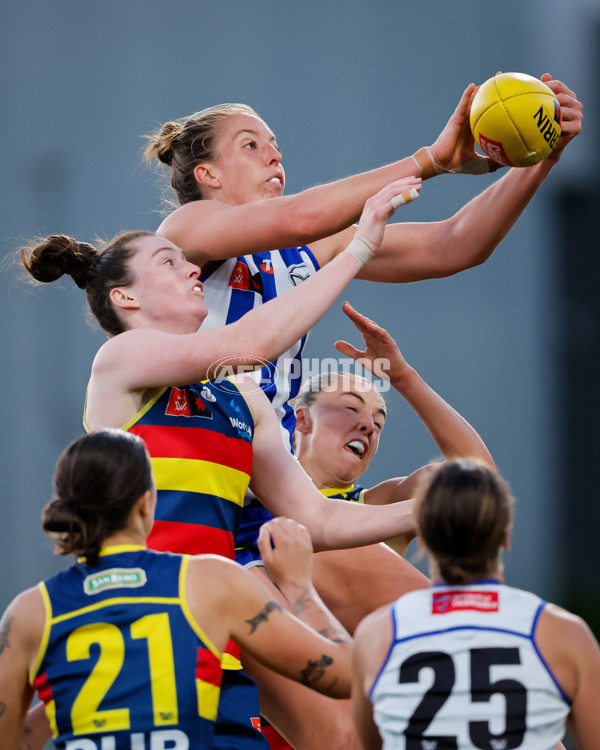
[288,262,310,287]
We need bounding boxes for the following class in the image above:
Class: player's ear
[294,407,312,434]
[110,287,139,310]
[194,163,221,189]
[502,527,512,551]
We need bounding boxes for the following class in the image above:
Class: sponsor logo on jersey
[165,387,213,419]
[260,259,274,274]
[229,261,250,289]
[288,262,310,287]
[229,416,252,440]
[229,260,264,294]
[432,589,499,614]
[84,567,147,595]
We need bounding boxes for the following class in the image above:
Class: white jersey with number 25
[370,581,569,750]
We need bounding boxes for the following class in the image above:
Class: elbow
[278,201,322,245]
[428,246,488,279]
[278,194,345,246]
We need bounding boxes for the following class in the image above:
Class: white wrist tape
[391,188,420,209]
[346,234,375,266]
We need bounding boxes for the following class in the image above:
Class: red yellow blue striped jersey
[124,377,254,561]
[31,546,223,750]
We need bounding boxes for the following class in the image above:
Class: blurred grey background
[1,0,599,721]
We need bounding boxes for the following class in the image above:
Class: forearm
[359,157,555,283]
[284,155,424,243]
[228,245,364,364]
[302,497,416,552]
[391,367,493,466]
[275,577,351,646]
[164,156,425,263]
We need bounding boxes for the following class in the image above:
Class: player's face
[124,236,207,333]
[297,378,386,488]
[206,113,285,205]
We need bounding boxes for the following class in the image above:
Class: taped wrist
[412,146,498,177]
[411,146,446,179]
[346,234,375,266]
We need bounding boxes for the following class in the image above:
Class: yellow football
[470,72,561,167]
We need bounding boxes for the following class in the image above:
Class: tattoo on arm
[0,615,13,656]
[299,654,334,687]
[318,628,346,644]
[246,601,282,634]
[290,585,311,616]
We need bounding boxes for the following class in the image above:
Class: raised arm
[158,85,496,265]
[351,75,583,282]
[246,381,415,551]
[335,302,493,508]
[88,178,421,429]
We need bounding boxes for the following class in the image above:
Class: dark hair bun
[21,234,98,290]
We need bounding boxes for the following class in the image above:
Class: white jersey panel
[371,583,570,750]
[200,247,320,450]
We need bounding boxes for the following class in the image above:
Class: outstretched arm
[87,179,421,429]
[351,75,583,282]
[336,301,492,506]
[158,85,495,266]
[246,381,416,551]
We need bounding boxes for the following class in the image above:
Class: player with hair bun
[139,79,582,749]
[0,429,357,750]
[240,302,493,748]
[18,180,420,750]
[352,459,600,750]
[143,75,582,455]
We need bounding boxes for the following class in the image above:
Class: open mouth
[345,440,366,457]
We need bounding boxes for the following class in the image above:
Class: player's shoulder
[157,199,227,236]
[539,601,595,639]
[355,601,393,641]
[2,584,46,649]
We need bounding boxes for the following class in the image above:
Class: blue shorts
[214,668,269,750]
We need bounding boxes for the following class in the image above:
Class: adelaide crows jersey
[32,546,223,750]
